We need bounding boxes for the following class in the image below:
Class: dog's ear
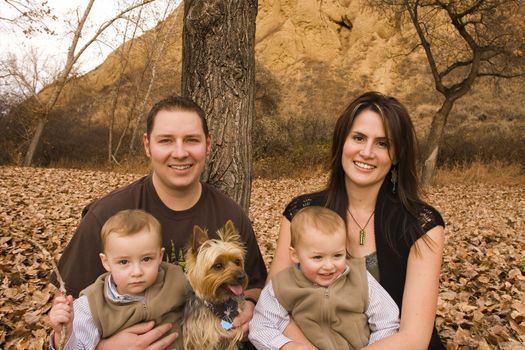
[192,225,209,252]
[218,220,241,244]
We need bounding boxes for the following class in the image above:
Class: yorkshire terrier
[183,220,248,350]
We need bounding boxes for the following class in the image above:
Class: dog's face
[185,220,248,303]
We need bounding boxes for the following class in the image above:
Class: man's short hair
[146,95,208,138]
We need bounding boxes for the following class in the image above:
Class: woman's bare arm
[362,225,445,350]
[268,217,293,280]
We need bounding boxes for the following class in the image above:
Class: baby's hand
[49,294,74,344]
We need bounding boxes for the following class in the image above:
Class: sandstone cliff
[10,0,525,165]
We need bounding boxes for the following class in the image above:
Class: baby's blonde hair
[290,206,346,247]
[100,209,162,253]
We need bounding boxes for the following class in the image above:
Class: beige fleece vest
[272,257,370,350]
[81,262,187,348]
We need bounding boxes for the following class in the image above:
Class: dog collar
[204,298,239,327]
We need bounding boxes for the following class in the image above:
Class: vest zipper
[142,300,148,319]
[322,286,338,350]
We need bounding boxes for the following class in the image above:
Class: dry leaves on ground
[0,166,523,349]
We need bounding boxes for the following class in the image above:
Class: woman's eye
[377,140,389,148]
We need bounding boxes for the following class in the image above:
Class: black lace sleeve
[283,191,327,221]
[418,204,445,234]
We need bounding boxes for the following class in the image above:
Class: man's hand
[231,299,255,341]
[96,321,178,350]
[281,341,317,350]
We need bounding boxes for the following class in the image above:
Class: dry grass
[433,161,525,187]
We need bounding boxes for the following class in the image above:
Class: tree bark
[420,98,455,186]
[181,0,257,212]
[23,116,47,166]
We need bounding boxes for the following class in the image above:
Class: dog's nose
[235,271,246,284]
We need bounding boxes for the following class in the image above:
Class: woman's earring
[391,163,398,194]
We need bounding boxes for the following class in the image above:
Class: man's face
[143,109,211,197]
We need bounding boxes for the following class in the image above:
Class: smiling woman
[267,91,446,350]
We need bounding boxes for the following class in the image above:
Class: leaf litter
[0,166,523,349]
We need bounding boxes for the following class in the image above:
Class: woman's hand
[283,320,317,350]
[96,321,178,350]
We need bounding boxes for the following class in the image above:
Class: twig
[12,232,67,349]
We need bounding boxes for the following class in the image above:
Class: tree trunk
[421,98,455,186]
[181,0,257,212]
[23,115,47,166]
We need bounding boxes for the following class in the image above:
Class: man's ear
[289,246,300,265]
[143,133,151,158]
[99,253,111,272]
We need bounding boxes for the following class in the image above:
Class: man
[52,95,267,349]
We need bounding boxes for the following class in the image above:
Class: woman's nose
[359,141,374,158]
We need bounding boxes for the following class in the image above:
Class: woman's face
[341,109,394,191]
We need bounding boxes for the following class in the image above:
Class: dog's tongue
[227,284,243,296]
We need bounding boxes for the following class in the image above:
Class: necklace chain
[347,208,375,246]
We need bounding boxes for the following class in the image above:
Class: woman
[269,91,445,349]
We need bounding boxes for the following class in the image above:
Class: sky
[1,1,120,73]
[0,0,181,83]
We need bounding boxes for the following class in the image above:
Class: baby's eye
[143,256,153,262]
[213,262,224,270]
[312,256,322,260]
[334,253,344,258]
[118,260,128,265]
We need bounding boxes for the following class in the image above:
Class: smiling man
[51,95,267,350]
